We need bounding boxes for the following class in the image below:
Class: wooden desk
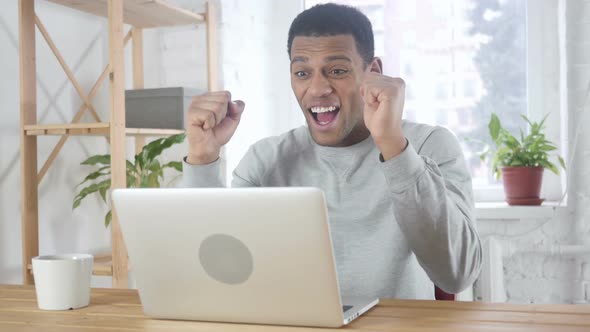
[1,284,589,331]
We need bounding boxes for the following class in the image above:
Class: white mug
[32,253,93,310]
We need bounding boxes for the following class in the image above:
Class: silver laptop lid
[113,187,346,327]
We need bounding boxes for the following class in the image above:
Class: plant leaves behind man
[481,114,565,179]
[73,133,185,227]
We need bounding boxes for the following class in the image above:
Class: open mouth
[308,106,340,126]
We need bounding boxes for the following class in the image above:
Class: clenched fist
[360,73,407,161]
[185,91,245,165]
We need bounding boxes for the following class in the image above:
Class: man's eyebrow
[325,55,352,63]
[291,56,308,65]
[290,55,352,65]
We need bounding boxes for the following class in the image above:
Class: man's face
[290,35,375,147]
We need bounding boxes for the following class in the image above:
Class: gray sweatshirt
[182,121,482,300]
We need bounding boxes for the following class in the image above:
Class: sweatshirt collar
[306,130,375,157]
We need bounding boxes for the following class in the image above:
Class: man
[182,3,482,300]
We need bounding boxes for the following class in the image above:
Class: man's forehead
[290,35,359,63]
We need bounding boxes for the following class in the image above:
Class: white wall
[215,0,304,182]
[1,1,116,287]
[0,0,303,287]
[566,0,590,246]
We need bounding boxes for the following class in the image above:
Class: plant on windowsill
[480,113,565,206]
[72,133,185,226]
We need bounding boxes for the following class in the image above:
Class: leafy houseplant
[73,133,185,226]
[481,113,565,205]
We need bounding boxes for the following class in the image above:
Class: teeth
[310,106,337,113]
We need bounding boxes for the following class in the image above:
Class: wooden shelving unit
[18,0,219,288]
[23,123,184,137]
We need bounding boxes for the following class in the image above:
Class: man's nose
[308,73,333,97]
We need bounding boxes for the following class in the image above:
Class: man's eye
[330,69,348,76]
[294,71,308,78]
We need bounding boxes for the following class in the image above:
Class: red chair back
[435,286,455,301]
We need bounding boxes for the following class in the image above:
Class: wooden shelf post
[19,0,39,285]
[206,1,219,92]
[132,27,146,154]
[108,0,129,288]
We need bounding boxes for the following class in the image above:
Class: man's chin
[307,127,342,147]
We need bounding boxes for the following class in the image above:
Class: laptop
[112,187,378,327]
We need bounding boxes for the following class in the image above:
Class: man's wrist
[186,153,219,165]
[377,136,408,161]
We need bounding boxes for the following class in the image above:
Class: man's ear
[368,57,383,74]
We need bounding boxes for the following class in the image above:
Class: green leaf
[134,134,184,172]
[99,187,107,203]
[127,174,137,188]
[491,153,499,177]
[145,172,160,188]
[105,210,112,228]
[81,154,111,166]
[546,162,559,175]
[76,167,110,188]
[135,153,146,172]
[139,173,147,188]
[73,179,111,209]
[521,114,533,127]
[502,130,520,149]
[147,159,162,173]
[126,160,138,175]
[162,161,183,172]
[558,156,566,170]
[539,144,557,151]
[489,113,501,142]
[143,134,186,165]
[538,113,549,130]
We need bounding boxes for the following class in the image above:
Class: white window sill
[475,201,567,220]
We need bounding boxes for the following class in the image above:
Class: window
[305,0,564,202]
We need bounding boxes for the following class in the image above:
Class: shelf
[24,123,184,137]
[24,123,110,135]
[92,254,116,276]
[46,0,205,28]
[26,254,120,277]
[475,201,567,220]
[125,127,184,136]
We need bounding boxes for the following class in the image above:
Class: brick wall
[567,0,590,244]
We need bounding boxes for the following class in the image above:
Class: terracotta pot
[500,166,544,206]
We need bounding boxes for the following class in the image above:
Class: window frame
[303,0,567,203]
[476,0,564,202]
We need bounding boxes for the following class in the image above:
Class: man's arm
[380,127,482,294]
[181,90,246,188]
[180,157,225,188]
[181,143,265,188]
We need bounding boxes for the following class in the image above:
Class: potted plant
[480,113,565,205]
[73,133,185,226]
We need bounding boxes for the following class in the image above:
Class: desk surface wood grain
[1,284,589,331]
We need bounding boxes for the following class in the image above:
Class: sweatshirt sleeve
[180,157,225,188]
[180,143,267,188]
[380,127,482,294]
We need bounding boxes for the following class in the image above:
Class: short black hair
[287,3,375,66]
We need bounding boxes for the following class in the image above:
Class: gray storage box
[125,87,202,129]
